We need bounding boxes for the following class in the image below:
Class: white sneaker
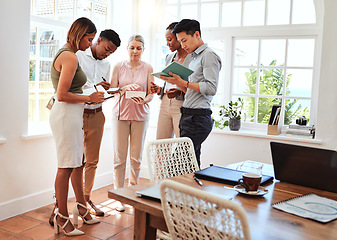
[115,202,125,212]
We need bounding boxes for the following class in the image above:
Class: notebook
[272,193,337,223]
[125,91,146,99]
[82,85,114,103]
[151,61,194,80]
[194,165,273,186]
[270,142,337,193]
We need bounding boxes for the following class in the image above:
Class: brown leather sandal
[87,200,105,216]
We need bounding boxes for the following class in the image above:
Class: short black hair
[166,22,178,31]
[172,19,201,37]
[99,29,121,47]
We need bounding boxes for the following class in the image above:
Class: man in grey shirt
[160,19,222,167]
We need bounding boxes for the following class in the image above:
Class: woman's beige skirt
[49,97,85,168]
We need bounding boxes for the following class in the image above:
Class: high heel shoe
[53,211,84,236]
[73,202,100,225]
[48,199,58,226]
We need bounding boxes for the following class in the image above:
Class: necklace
[174,55,185,64]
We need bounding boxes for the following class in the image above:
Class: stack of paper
[285,124,315,139]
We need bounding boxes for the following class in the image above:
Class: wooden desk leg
[134,209,157,240]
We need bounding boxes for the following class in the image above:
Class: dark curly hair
[99,29,121,47]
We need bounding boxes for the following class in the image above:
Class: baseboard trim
[0,168,150,221]
[0,188,55,221]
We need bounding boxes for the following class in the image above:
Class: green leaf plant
[214,98,243,129]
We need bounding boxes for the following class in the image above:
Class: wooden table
[108,171,337,240]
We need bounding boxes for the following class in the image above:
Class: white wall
[1,0,336,221]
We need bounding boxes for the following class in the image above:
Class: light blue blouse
[182,43,222,109]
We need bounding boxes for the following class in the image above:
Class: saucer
[233,185,268,196]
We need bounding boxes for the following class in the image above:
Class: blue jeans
[179,112,213,167]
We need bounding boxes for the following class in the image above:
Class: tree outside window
[241,60,310,126]
[232,37,314,127]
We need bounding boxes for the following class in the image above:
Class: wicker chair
[146,137,200,239]
[146,137,199,181]
[160,180,252,240]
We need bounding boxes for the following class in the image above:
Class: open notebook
[151,62,194,80]
[82,85,114,104]
[272,193,337,223]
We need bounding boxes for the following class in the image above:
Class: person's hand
[131,97,146,104]
[150,82,161,94]
[120,83,141,95]
[160,72,182,85]
[97,81,111,90]
[89,92,104,103]
[166,88,182,99]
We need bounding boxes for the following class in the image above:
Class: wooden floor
[0,178,150,240]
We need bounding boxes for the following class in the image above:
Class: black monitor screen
[270,142,337,193]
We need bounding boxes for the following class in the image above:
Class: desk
[108,173,337,240]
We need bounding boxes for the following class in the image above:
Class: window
[233,37,315,126]
[29,0,109,129]
[29,26,64,124]
[162,0,320,129]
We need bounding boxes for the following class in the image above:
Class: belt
[84,106,102,114]
[166,90,184,100]
[180,107,212,115]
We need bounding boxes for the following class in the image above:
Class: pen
[102,77,107,82]
[94,85,98,92]
[193,175,203,186]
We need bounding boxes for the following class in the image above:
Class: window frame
[229,34,318,129]
[28,0,109,133]
[163,0,322,131]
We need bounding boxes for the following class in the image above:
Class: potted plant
[214,98,243,131]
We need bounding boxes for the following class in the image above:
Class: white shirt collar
[84,47,96,60]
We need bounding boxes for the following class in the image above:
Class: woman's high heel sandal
[53,211,84,236]
[73,202,100,225]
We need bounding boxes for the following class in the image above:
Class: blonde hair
[128,35,145,47]
[67,17,96,50]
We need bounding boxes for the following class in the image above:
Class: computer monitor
[270,141,337,193]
